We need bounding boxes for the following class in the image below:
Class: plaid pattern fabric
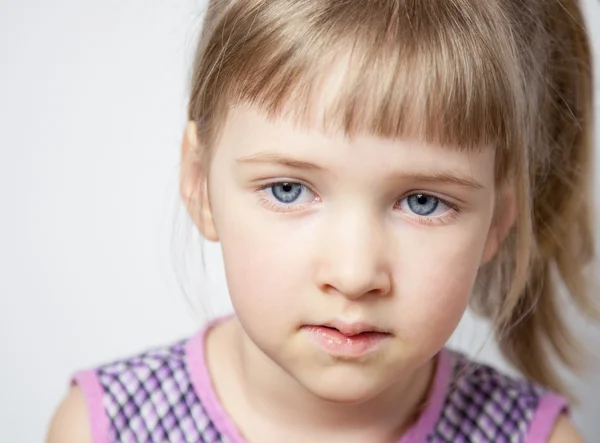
[94,338,549,442]
[97,340,225,443]
[429,353,546,443]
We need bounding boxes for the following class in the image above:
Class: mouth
[318,320,391,337]
[317,325,388,338]
[301,321,392,357]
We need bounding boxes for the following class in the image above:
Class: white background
[0,1,599,441]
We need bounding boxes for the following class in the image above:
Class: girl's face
[200,105,499,403]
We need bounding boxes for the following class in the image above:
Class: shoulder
[438,350,571,442]
[46,387,92,443]
[97,336,189,376]
[47,336,199,443]
[93,336,193,403]
[547,415,585,443]
[447,350,558,411]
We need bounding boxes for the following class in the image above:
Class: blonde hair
[184,0,597,397]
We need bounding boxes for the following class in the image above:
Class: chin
[297,368,386,405]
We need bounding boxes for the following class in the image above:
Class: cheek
[216,205,315,324]
[401,263,473,332]
[394,224,489,346]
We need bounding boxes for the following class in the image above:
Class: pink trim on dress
[186,319,452,443]
[185,319,247,443]
[524,393,569,442]
[398,348,452,442]
[72,370,110,443]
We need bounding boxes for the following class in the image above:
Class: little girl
[48,0,597,442]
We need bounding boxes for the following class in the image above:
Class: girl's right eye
[258,182,318,212]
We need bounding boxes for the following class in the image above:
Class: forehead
[216,105,495,186]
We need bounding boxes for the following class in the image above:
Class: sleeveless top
[73,322,568,443]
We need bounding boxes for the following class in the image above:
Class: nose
[315,211,392,300]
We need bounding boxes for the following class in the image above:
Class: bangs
[193,0,526,155]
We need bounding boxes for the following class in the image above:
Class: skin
[185,105,505,442]
[46,106,586,443]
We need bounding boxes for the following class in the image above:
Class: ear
[180,121,219,242]
[481,183,516,265]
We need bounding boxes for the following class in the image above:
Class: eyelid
[399,191,459,211]
[397,192,461,225]
[406,209,459,226]
[256,178,312,190]
[256,180,320,213]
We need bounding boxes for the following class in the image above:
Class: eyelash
[256,181,461,225]
[256,182,318,213]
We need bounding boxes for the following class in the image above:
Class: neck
[217,317,436,442]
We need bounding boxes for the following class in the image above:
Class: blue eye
[406,194,439,216]
[259,181,318,213]
[271,182,304,203]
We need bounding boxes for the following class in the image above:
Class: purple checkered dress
[73,323,567,442]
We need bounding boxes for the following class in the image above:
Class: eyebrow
[236,153,324,171]
[401,171,485,190]
[236,153,484,190]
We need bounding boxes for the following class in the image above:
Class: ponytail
[480,0,598,397]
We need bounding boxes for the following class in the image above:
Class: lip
[320,320,389,337]
[301,320,391,357]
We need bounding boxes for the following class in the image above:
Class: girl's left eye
[398,194,454,218]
